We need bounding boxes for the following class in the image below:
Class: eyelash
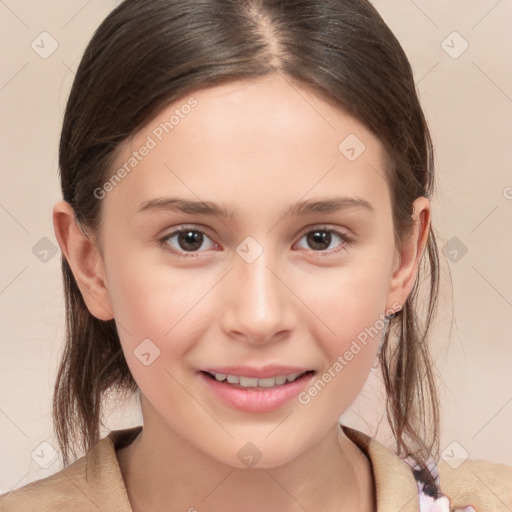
[157,225,354,258]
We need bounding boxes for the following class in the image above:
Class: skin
[53,73,430,511]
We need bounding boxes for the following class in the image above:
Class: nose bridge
[221,243,295,343]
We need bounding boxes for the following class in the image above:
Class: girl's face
[67,74,428,468]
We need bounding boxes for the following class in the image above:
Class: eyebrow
[137,195,374,219]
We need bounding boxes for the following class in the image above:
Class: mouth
[198,367,317,412]
[200,369,316,390]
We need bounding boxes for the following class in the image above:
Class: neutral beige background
[1,0,511,493]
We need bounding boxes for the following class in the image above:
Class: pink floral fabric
[403,456,477,512]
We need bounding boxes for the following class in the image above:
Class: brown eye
[307,230,333,251]
[295,227,352,254]
[161,227,216,255]
[176,230,205,251]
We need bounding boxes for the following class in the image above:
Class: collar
[84,423,420,511]
[340,423,420,511]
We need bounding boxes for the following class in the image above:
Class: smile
[198,370,317,413]
[203,370,315,389]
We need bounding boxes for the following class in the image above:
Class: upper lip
[200,365,315,379]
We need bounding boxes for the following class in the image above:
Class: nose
[220,249,297,344]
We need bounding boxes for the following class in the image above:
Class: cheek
[103,255,187,370]
[105,264,197,401]
[104,253,224,387]
[106,250,204,334]
[300,276,387,419]
[301,259,390,395]
[306,259,390,338]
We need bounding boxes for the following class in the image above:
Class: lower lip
[198,371,315,413]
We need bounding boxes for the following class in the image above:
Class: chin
[211,437,303,471]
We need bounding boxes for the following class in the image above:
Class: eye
[158,225,353,257]
[159,226,218,256]
[295,227,353,255]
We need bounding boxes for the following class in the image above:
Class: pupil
[179,231,203,251]
[308,231,331,250]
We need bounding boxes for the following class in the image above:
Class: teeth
[210,371,308,388]
[240,376,259,387]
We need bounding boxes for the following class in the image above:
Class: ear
[385,196,431,312]
[52,200,114,321]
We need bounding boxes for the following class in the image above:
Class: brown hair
[54,0,440,492]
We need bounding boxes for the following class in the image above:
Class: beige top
[1,424,511,511]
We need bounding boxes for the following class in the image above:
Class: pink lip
[200,365,313,379]
[198,370,316,413]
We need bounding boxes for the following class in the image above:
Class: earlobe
[52,200,114,321]
[386,197,431,311]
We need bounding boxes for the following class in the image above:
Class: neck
[117,410,375,512]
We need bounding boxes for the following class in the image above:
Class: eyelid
[296,223,352,240]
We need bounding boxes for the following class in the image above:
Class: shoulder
[0,427,137,512]
[438,457,512,511]
[0,455,91,511]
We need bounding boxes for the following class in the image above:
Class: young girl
[1,0,510,510]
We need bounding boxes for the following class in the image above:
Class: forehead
[103,74,390,218]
